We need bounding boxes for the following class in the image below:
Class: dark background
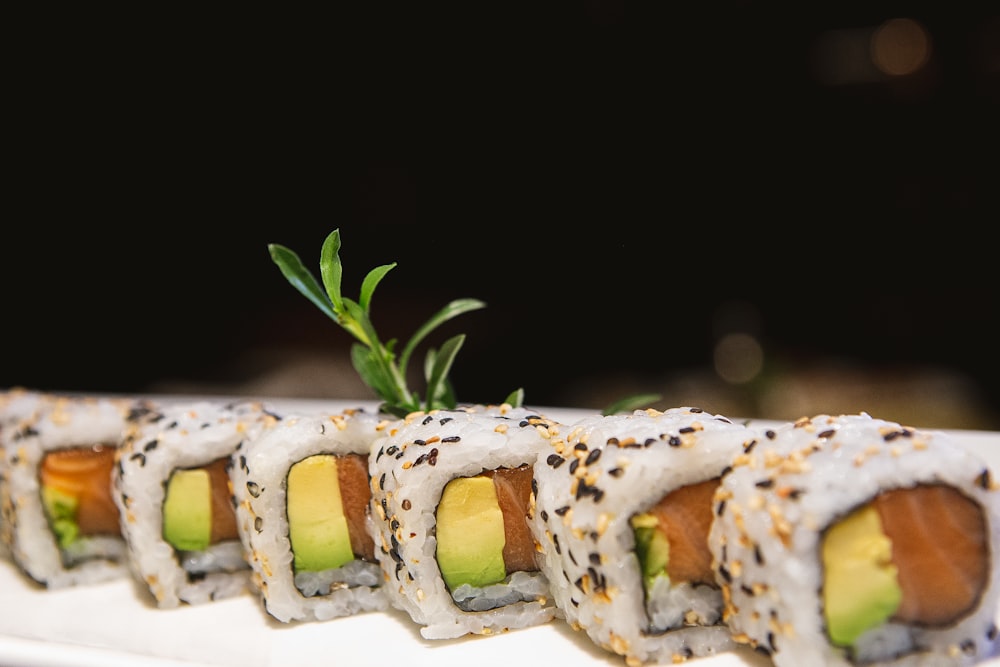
[5,5,999,428]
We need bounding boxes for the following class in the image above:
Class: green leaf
[359,263,396,312]
[268,244,339,321]
[399,298,486,378]
[319,229,344,312]
[602,393,662,416]
[503,388,525,408]
[424,334,465,411]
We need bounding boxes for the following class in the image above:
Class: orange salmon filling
[488,465,538,574]
[202,458,239,543]
[336,453,376,562]
[40,444,120,537]
[647,477,721,586]
[874,483,988,626]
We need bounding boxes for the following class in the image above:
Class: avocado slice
[287,454,354,572]
[163,468,212,551]
[822,503,903,646]
[631,512,670,593]
[42,486,80,549]
[436,475,507,590]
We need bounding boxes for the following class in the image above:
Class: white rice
[710,413,1000,666]
[112,399,282,607]
[1,393,155,588]
[230,408,390,622]
[531,406,757,666]
[368,403,560,639]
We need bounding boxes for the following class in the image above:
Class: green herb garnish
[269,228,513,418]
[601,393,662,416]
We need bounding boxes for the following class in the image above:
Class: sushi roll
[230,407,390,622]
[531,406,758,666]
[368,403,561,639]
[0,388,54,560]
[112,399,282,608]
[1,393,156,588]
[710,413,1000,666]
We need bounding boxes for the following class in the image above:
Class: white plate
[2,399,999,667]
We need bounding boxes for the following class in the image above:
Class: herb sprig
[269,228,517,418]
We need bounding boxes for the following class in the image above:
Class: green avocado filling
[162,468,212,552]
[287,454,354,572]
[435,475,507,590]
[41,486,80,549]
[631,512,670,593]
[822,504,903,646]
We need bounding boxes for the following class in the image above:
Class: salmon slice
[491,465,538,574]
[204,457,239,543]
[337,453,375,562]
[648,477,720,586]
[874,484,988,626]
[40,444,120,536]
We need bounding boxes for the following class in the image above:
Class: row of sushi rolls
[2,229,998,667]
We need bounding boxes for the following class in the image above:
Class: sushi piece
[230,407,390,622]
[368,403,560,639]
[0,388,54,560]
[531,407,758,666]
[710,413,1000,666]
[112,399,282,607]
[1,393,156,588]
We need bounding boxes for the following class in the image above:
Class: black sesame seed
[442,435,461,443]
[585,449,601,465]
[547,454,565,468]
